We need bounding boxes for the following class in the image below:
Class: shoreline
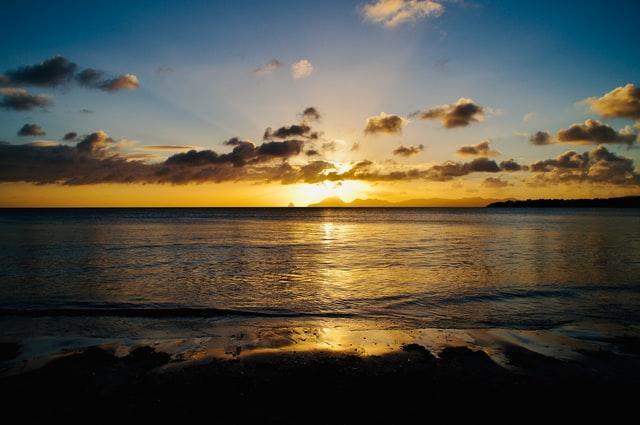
[3,320,638,373]
[2,322,640,417]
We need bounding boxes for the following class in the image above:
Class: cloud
[556,119,636,145]
[63,132,78,141]
[0,142,154,185]
[482,177,512,188]
[166,139,304,168]
[305,149,321,156]
[75,68,104,87]
[143,145,194,150]
[223,137,251,146]
[0,132,311,186]
[4,56,77,87]
[254,59,282,77]
[321,141,338,152]
[77,70,139,92]
[362,0,444,28]
[18,123,46,137]
[393,144,424,157]
[412,98,484,128]
[456,140,498,156]
[499,158,527,172]
[100,74,139,91]
[319,157,508,183]
[523,112,537,123]
[586,83,640,122]
[301,107,321,122]
[264,124,318,140]
[364,112,407,135]
[80,109,94,114]
[424,157,500,181]
[529,145,640,186]
[529,131,553,146]
[3,56,138,92]
[25,140,63,148]
[257,140,305,158]
[0,133,519,186]
[76,131,116,156]
[0,88,51,111]
[291,60,313,79]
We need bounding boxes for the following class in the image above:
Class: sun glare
[292,180,370,206]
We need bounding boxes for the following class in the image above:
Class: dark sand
[1,330,640,423]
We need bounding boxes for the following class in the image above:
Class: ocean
[1,208,640,343]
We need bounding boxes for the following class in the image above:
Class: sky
[1,0,640,206]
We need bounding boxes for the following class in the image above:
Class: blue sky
[1,0,640,205]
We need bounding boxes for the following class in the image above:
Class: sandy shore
[1,323,640,422]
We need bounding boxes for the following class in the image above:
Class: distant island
[307,196,513,208]
[487,196,640,208]
[306,196,640,208]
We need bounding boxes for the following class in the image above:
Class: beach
[2,319,640,422]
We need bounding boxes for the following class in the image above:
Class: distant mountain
[487,196,640,208]
[308,196,512,207]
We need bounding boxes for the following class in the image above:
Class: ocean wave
[0,305,355,319]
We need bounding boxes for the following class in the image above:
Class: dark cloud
[301,107,321,122]
[223,137,251,146]
[529,131,553,146]
[63,132,78,141]
[424,157,500,181]
[413,98,484,128]
[1,56,138,94]
[307,158,503,183]
[350,142,360,151]
[264,124,318,140]
[587,83,640,121]
[79,109,94,114]
[0,134,308,186]
[0,88,51,111]
[5,56,77,87]
[166,139,304,168]
[305,149,320,156]
[257,140,305,158]
[75,68,104,87]
[18,123,46,137]
[482,177,512,188]
[529,145,640,186]
[0,136,511,186]
[76,131,116,156]
[499,158,527,172]
[556,119,636,145]
[364,113,406,135]
[393,144,424,157]
[456,140,497,156]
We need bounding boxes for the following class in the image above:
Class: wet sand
[1,324,640,422]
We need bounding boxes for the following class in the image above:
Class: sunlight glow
[291,180,371,206]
